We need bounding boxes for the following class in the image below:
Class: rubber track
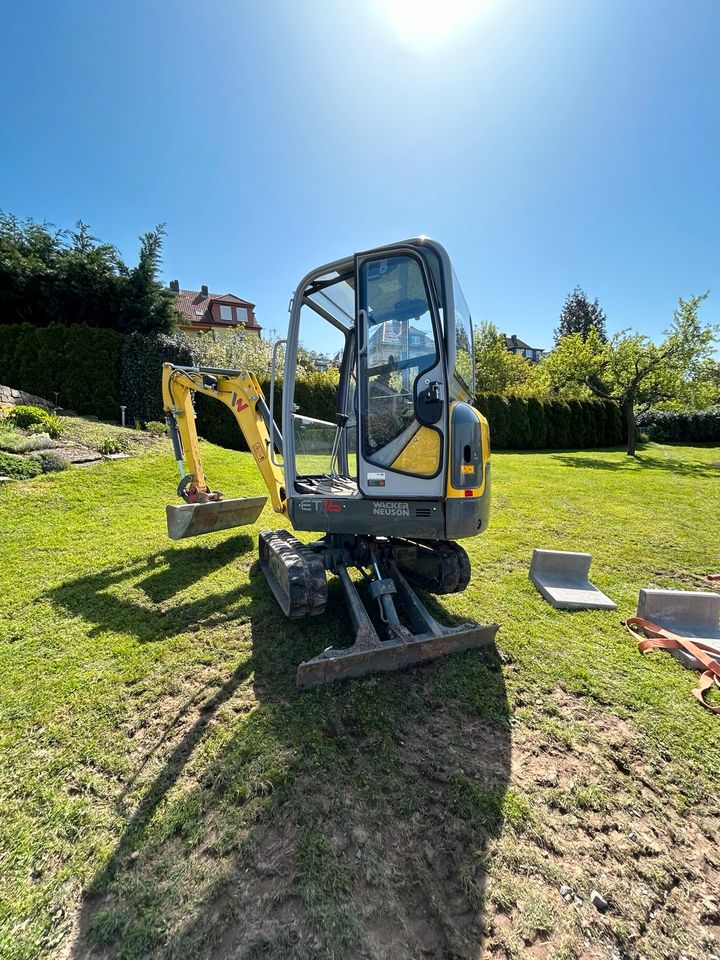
[258,529,328,619]
[398,540,471,595]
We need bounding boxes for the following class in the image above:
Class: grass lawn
[1,438,719,959]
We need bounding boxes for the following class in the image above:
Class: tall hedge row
[474,394,624,450]
[0,323,122,419]
[637,409,720,443]
[0,323,631,450]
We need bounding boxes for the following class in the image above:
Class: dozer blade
[166,496,267,540]
[297,622,500,690]
[296,563,499,690]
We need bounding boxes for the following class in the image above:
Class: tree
[542,294,718,455]
[554,285,608,344]
[0,212,179,334]
[473,321,533,394]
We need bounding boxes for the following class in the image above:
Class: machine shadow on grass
[551,451,720,477]
[51,538,511,960]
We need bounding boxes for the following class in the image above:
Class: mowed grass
[1,439,719,959]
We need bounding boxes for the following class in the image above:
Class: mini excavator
[162,238,498,689]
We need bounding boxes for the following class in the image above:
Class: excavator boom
[162,363,285,539]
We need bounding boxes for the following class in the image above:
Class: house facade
[170,280,262,337]
[503,334,544,363]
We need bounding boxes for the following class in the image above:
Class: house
[169,280,262,337]
[503,333,544,363]
[369,321,435,366]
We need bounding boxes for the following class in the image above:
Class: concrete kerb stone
[529,548,617,611]
[636,588,720,670]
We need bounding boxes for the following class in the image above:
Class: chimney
[201,284,209,297]
[169,280,180,293]
[511,334,518,344]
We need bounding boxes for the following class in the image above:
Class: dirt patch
[61,678,719,960]
[651,568,720,593]
[479,687,720,960]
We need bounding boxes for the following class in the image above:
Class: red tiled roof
[174,289,262,330]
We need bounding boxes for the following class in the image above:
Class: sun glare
[370,0,484,52]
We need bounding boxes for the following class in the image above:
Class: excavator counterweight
[161,238,498,688]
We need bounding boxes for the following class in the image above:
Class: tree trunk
[624,397,637,456]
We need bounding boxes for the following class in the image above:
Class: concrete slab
[529,549,617,610]
[636,588,720,670]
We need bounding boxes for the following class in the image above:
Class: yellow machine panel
[391,426,441,476]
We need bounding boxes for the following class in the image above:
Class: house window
[236,306,248,323]
[525,348,533,358]
[219,305,232,321]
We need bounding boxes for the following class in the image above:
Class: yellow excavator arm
[162,364,286,535]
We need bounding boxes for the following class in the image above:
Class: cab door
[355,248,447,499]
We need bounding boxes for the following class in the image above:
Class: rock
[538,769,559,787]
[590,890,608,912]
[564,894,573,902]
[560,884,573,897]
[355,848,363,860]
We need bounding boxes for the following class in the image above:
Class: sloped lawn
[0,440,718,959]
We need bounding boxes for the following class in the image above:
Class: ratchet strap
[624,616,720,714]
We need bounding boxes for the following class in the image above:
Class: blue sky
[1,0,719,353]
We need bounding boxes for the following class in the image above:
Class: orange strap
[625,616,720,715]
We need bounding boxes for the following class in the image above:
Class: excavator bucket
[166,496,267,540]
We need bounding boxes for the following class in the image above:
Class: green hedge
[0,323,122,419]
[636,409,720,443]
[475,394,624,449]
[120,332,194,426]
[0,324,627,451]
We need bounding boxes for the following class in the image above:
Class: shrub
[30,450,68,472]
[9,405,51,429]
[0,451,43,479]
[100,436,129,456]
[636,409,720,444]
[145,420,169,437]
[0,429,56,453]
[8,405,62,438]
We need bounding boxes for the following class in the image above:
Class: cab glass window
[361,255,438,464]
[452,268,475,395]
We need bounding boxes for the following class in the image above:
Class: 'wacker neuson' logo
[372,501,410,517]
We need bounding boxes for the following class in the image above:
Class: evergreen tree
[554,285,608,344]
[0,212,179,334]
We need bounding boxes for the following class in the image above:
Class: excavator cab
[161,239,497,688]
[283,238,490,541]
